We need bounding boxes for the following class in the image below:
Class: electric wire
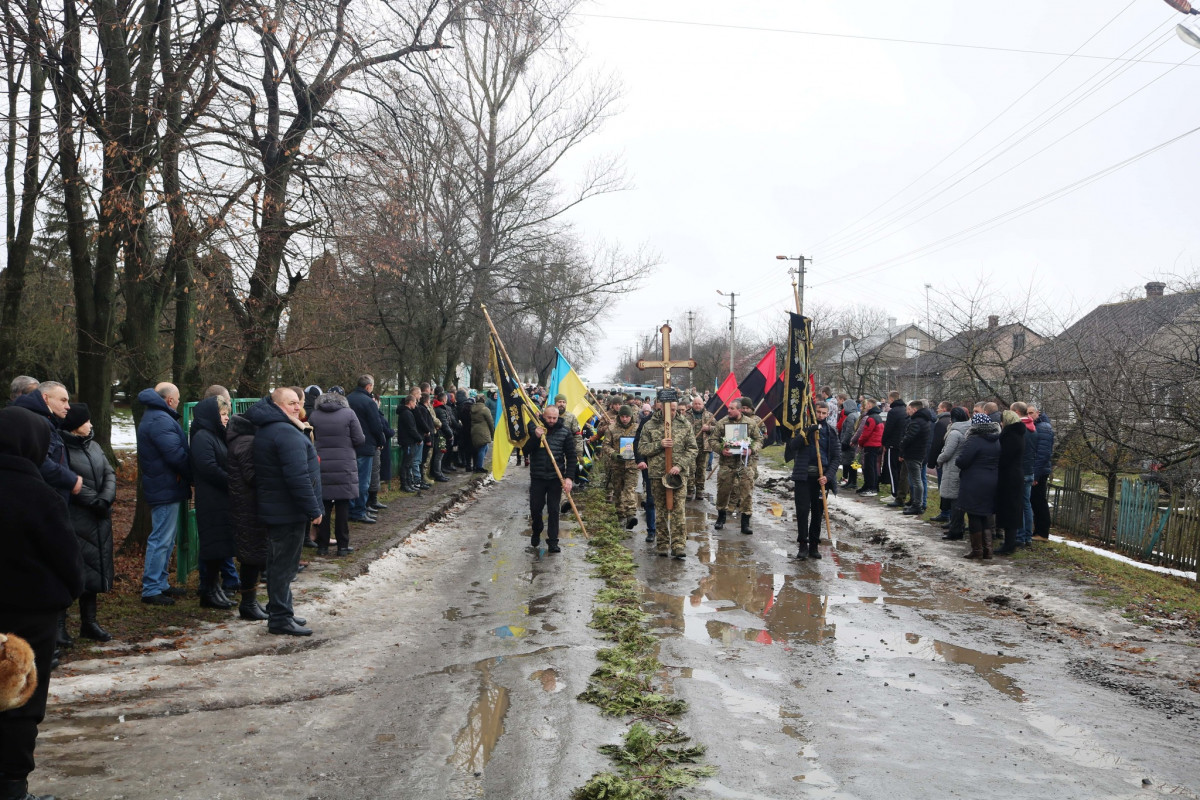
[576,12,1200,68]
[809,121,1200,287]
[816,35,1198,268]
[815,17,1181,263]
[803,0,1142,256]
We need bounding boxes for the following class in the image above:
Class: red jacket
[857,410,884,448]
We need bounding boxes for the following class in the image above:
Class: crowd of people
[823,389,1055,560]
[0,372,509,800]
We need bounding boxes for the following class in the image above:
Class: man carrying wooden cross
[635,325,697,559]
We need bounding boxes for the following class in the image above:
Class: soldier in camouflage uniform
[554,394,581,437]
[708,397,764,535]
[636,400,698,559]
[602,405,640,528]
[597,396,622,502]
[684,394,717,501]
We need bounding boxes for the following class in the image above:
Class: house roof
[1016,290,1200,376]
[824,323,932,365]
[896,322,1034,378]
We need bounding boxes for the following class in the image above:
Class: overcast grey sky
[558,0,1200,381]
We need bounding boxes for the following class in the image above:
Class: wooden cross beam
[637,324,697,511]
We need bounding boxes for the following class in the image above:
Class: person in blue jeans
[135,384,192,605]
[347,375,384,519]
[1013,402,1039,545]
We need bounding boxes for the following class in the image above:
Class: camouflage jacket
[602,420,640,472]
[636,408,698,477]
[560,410,581,436]
[684,408,717,452]
[707,412,764,467]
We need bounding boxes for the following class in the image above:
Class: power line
[817,36,1198,268]
[811,120,1200,286]
[815,15,1181,262]
[576,12,1200,67]
[804,0,1146,255]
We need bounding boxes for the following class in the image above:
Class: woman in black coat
[994,410,1026,556]
[954,414,1002,560]
[61,404,116,641]
[456,391,475,470]
[0,406,84,800]
[190,396,236,610]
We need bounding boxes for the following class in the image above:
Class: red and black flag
[760,375,785,441]
[782,313,813,431]
[490,333,529,446]
[737,345,777,408]
[706,372,740,419]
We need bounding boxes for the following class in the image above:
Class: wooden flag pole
[792,287,834,538]
[481,304,588,539]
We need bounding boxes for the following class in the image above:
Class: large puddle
[643,530,1026,701]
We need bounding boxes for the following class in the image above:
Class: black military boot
[740,514,753,535]
[55,610,73,649]
[714,509,726,530]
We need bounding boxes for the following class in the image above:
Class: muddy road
[36,474,1200,799]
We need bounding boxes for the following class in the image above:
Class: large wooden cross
[637,323,696,511]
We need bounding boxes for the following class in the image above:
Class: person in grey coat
[309,390,365,555]
[838,398,860,490]
[955,413,1002,560]
[61,403,116,642]
[934,407,970,541]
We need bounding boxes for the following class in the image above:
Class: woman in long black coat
[955,414,1002,560]
[994,410,1026,556]
[61,404,116,641]
[190,396,235,610]
[226,410,268,621]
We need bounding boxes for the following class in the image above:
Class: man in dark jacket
[881,391,909,506]
[249,388,323,636]
[898,400,935,515]
[11,382,81,501]
[928,401,953,522]
[136,383,191,605]
[1029,407,1054,539]
[0,406,84,800]
[523,405,577,554]
[347,375,384,521]
[395,394,423,493]
[785,402,840,560]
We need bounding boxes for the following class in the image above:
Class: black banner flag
[782,313,813,432]
[490,333,529,445]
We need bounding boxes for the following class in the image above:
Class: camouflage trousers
[692,449,709,496]
[650,476,689,555]
[716,463,756,514]
[610,465,639,519]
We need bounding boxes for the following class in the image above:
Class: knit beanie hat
[63,402,91,432]
[618,405,633,418]
[555,393,567,403]
[971,412,991,426]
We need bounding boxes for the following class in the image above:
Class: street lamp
[1162,0,1200,48]
[717,289,735,375]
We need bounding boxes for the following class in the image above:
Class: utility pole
[776,254,813,316]
[717,290,736,374]
[686,310,695,389]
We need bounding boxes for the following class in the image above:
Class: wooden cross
[637,324,697,511]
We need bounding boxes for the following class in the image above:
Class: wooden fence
[1049,467,1200,575]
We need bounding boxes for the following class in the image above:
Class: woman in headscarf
[954,412,1002,560]
[190,395,236,609]
[0,406,83,800]
[61,403,117,641]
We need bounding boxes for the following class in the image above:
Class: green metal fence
[1049,466,1200,574]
